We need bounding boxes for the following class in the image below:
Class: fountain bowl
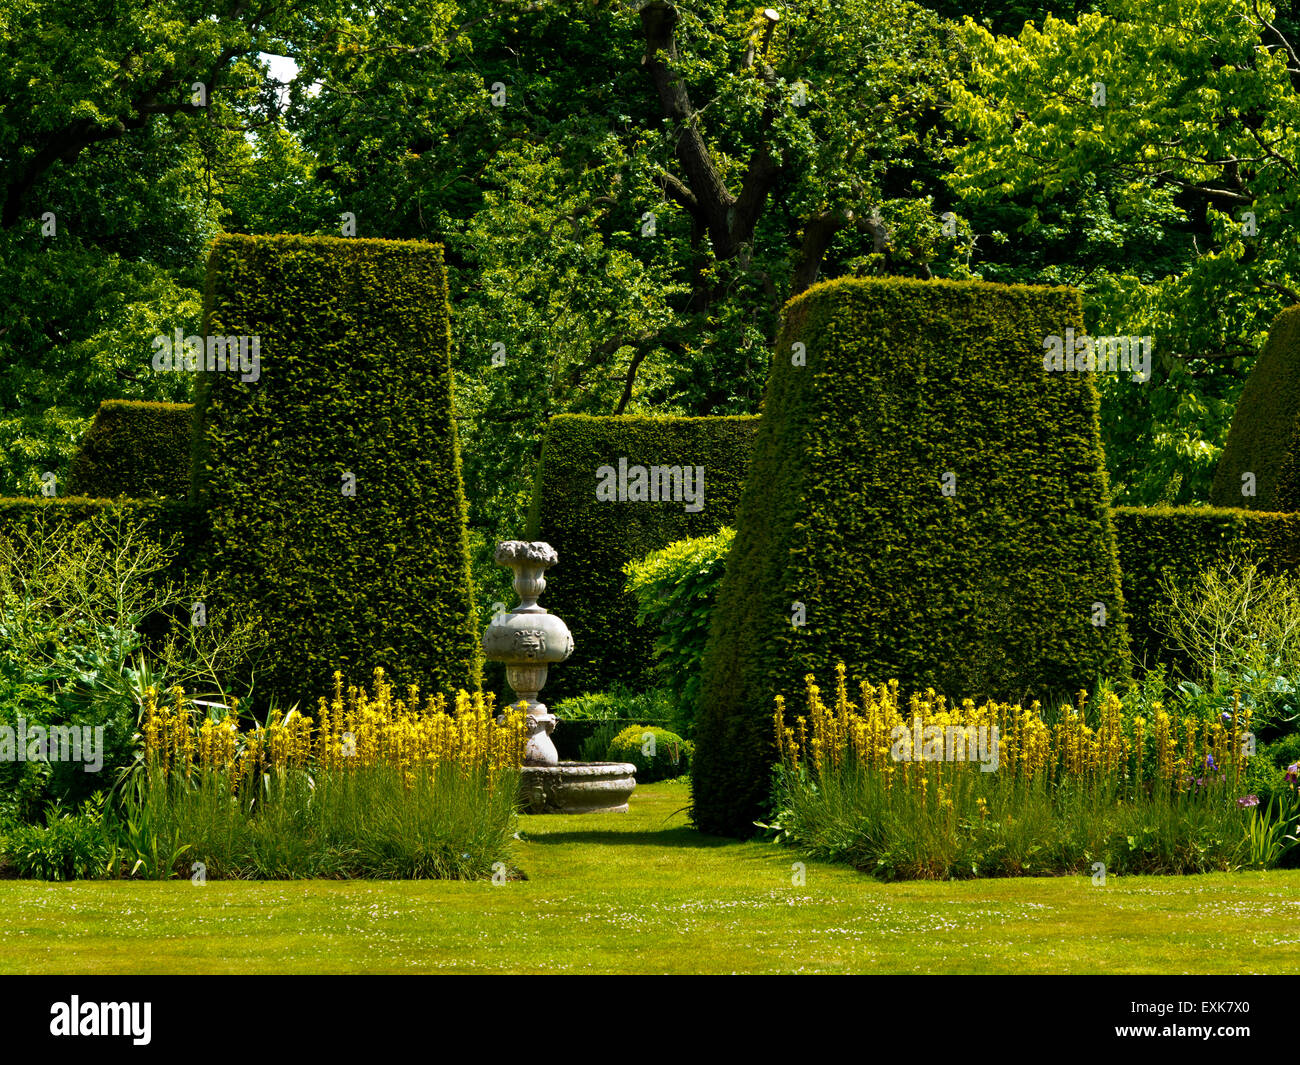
[520,761,638,814]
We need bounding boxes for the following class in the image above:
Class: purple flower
[1286,763,1299,785]
[1238,795,1260,808]
[1221,712,1233,725]
[1205,754,1218,771]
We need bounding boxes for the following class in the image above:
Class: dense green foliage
[946,0,1300,505]
[66,400,194,499]
[1211,307,1300,512]
[0,506,253,825]
[1112,506,1300,671]
[9,0,1300,526]
[623,526,735,738]
[195,234,479,705]
[695,276,1131,837]
[526,413,756,700]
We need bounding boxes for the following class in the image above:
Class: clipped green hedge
[1112,506,1300,669]
[66,400,194,499]
[525,414,758,700]
[194,234,480,704]
[1211,306,1300,511]
[694,276,1132,837]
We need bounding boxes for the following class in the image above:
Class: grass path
[1,780,1297,973]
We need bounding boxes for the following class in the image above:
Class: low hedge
[551,717,677,762]
[0,496,200,560]
[606,725,693,782]
[66,400,194,499]
[1111,505,1300,670]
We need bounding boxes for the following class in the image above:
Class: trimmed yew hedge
[1211,306,1300,511]
[694,276,1132,837]
[525,414,758,700]
[194,234,480,704]
[66,400,194,499]
[1112,505,1300,669]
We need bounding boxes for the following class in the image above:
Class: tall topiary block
[1211,306,1300,512]
[194,234,479,704]
[693,276,1132,837]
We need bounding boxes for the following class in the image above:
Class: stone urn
[482,540,573,766]
[482,540,637,814]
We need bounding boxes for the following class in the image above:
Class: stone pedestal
[482,540,636,812]
[520,762,638,814]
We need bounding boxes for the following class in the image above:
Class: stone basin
[520,761,637,815]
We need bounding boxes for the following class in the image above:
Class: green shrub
[0,505,257,817]
[624,527,734,738]
[526,414,757,701]
[552,687,679,760]
[695,276,1132,837]
[606,725,693,783]
[552,686,678,721]
[1154,560,1300,736]
[1111,506,1300,671]
[0,496,199,553]
[2,801,112,880]
[194,234,480,704]
[66,400,194,499]
[1211,306,1300,511]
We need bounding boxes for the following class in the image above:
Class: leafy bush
[0,507,259,818]
[2,800,112,880]
[606,725,693,783]
[552,686,680,759]
[552,686,677,722]
[195,234,480,705]
[66,400,194,499]
[1155,560,1300,739]
[624,527,734,738]
[696,276,1131,836]
[526,414,757,701]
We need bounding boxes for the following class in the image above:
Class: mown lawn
[0,780,1297,974]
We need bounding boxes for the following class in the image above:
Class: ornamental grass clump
[769,664,1254,879]
[124,668,528,880]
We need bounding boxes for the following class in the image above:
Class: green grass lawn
[1,780,1297,974]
